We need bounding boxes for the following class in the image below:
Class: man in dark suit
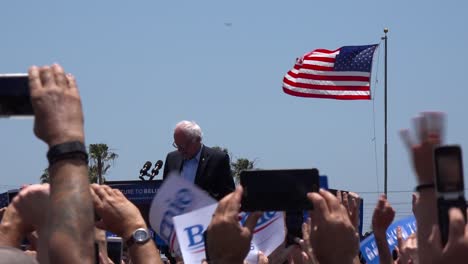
[162,120,235,200]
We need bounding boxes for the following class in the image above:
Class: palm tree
[212,146,256,184]
[40,169,49,184]
[231,158,256,184]
[88,143,119,184]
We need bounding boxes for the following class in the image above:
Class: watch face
[134,229,149,242]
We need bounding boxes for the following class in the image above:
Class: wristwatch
[126,228,151,248]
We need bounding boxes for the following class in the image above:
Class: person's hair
[175,120,203,142]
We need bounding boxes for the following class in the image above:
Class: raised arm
[29,64,94,263]
[400,112,443,263]
[371,195,395,264]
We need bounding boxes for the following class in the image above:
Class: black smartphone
[434,145,467,246]
[240,168,319,211]
[107,237,123,264]
[0,74,33,117]
[94,242,100,264]
[7,189,19,204]
[285,210,304,246]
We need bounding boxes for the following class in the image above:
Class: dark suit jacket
[162,145,235,200]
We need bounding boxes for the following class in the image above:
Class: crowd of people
[0,64,467,264]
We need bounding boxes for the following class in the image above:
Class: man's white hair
[175,120,203,141]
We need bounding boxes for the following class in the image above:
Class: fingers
[214,187,241,218]
[397,226,404,248]
[425,112,443,136]
[348,192,360,210]
[66,73,78,91]
[342,192,350,211]
[319,189,342,213]
[52,64,67,88]
[91,184,108,201]
[29,64,74,97]
[90,185,104,209]
[307,192,329,220]
[28,66,42,96]
[92,184,114,200]
[302,218,311,241]
[377,194,386,209]
[447,208,466,244]
[39,66,54,87]
[428,224,442,252]
[399,129,413,151]
[337,190,343,204]
[414,115,428,143]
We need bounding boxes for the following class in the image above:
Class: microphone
[151,160,164,177]
[139,161,152,177]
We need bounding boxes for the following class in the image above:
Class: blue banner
[106,180,162,205]
[360,216,417,264]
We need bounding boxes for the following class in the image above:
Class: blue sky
[1,1,467,230]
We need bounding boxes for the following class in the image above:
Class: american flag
[282,44,378,100]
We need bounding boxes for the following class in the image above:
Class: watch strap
[47,141,88,167]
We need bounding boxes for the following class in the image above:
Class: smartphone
[107,237,123,264]
[0,73,33,117]
[7,189,19,204]
[240,168,319,211]
[434,145,467,246]
[285,210,304,246]
[94,242,100,264]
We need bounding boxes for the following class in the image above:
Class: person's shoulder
[204,146,229,158]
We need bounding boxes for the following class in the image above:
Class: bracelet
[414,183,435,192]
[47,141,88,167]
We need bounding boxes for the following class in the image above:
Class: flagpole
[382,28,389,196]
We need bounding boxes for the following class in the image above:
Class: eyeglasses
[172,141,190,151]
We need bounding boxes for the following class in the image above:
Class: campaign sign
[360,216,417,264]
[149,174,216,254]
[173,205,285,264]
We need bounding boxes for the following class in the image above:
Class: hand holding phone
[434,145,467,246]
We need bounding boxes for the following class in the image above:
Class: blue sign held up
[360,216,417,264]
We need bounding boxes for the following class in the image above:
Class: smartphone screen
[435,146,464,193]
[240,168,319,211]
[434,145,466,246]
[107,237,123,264]
[0,74,33,117]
